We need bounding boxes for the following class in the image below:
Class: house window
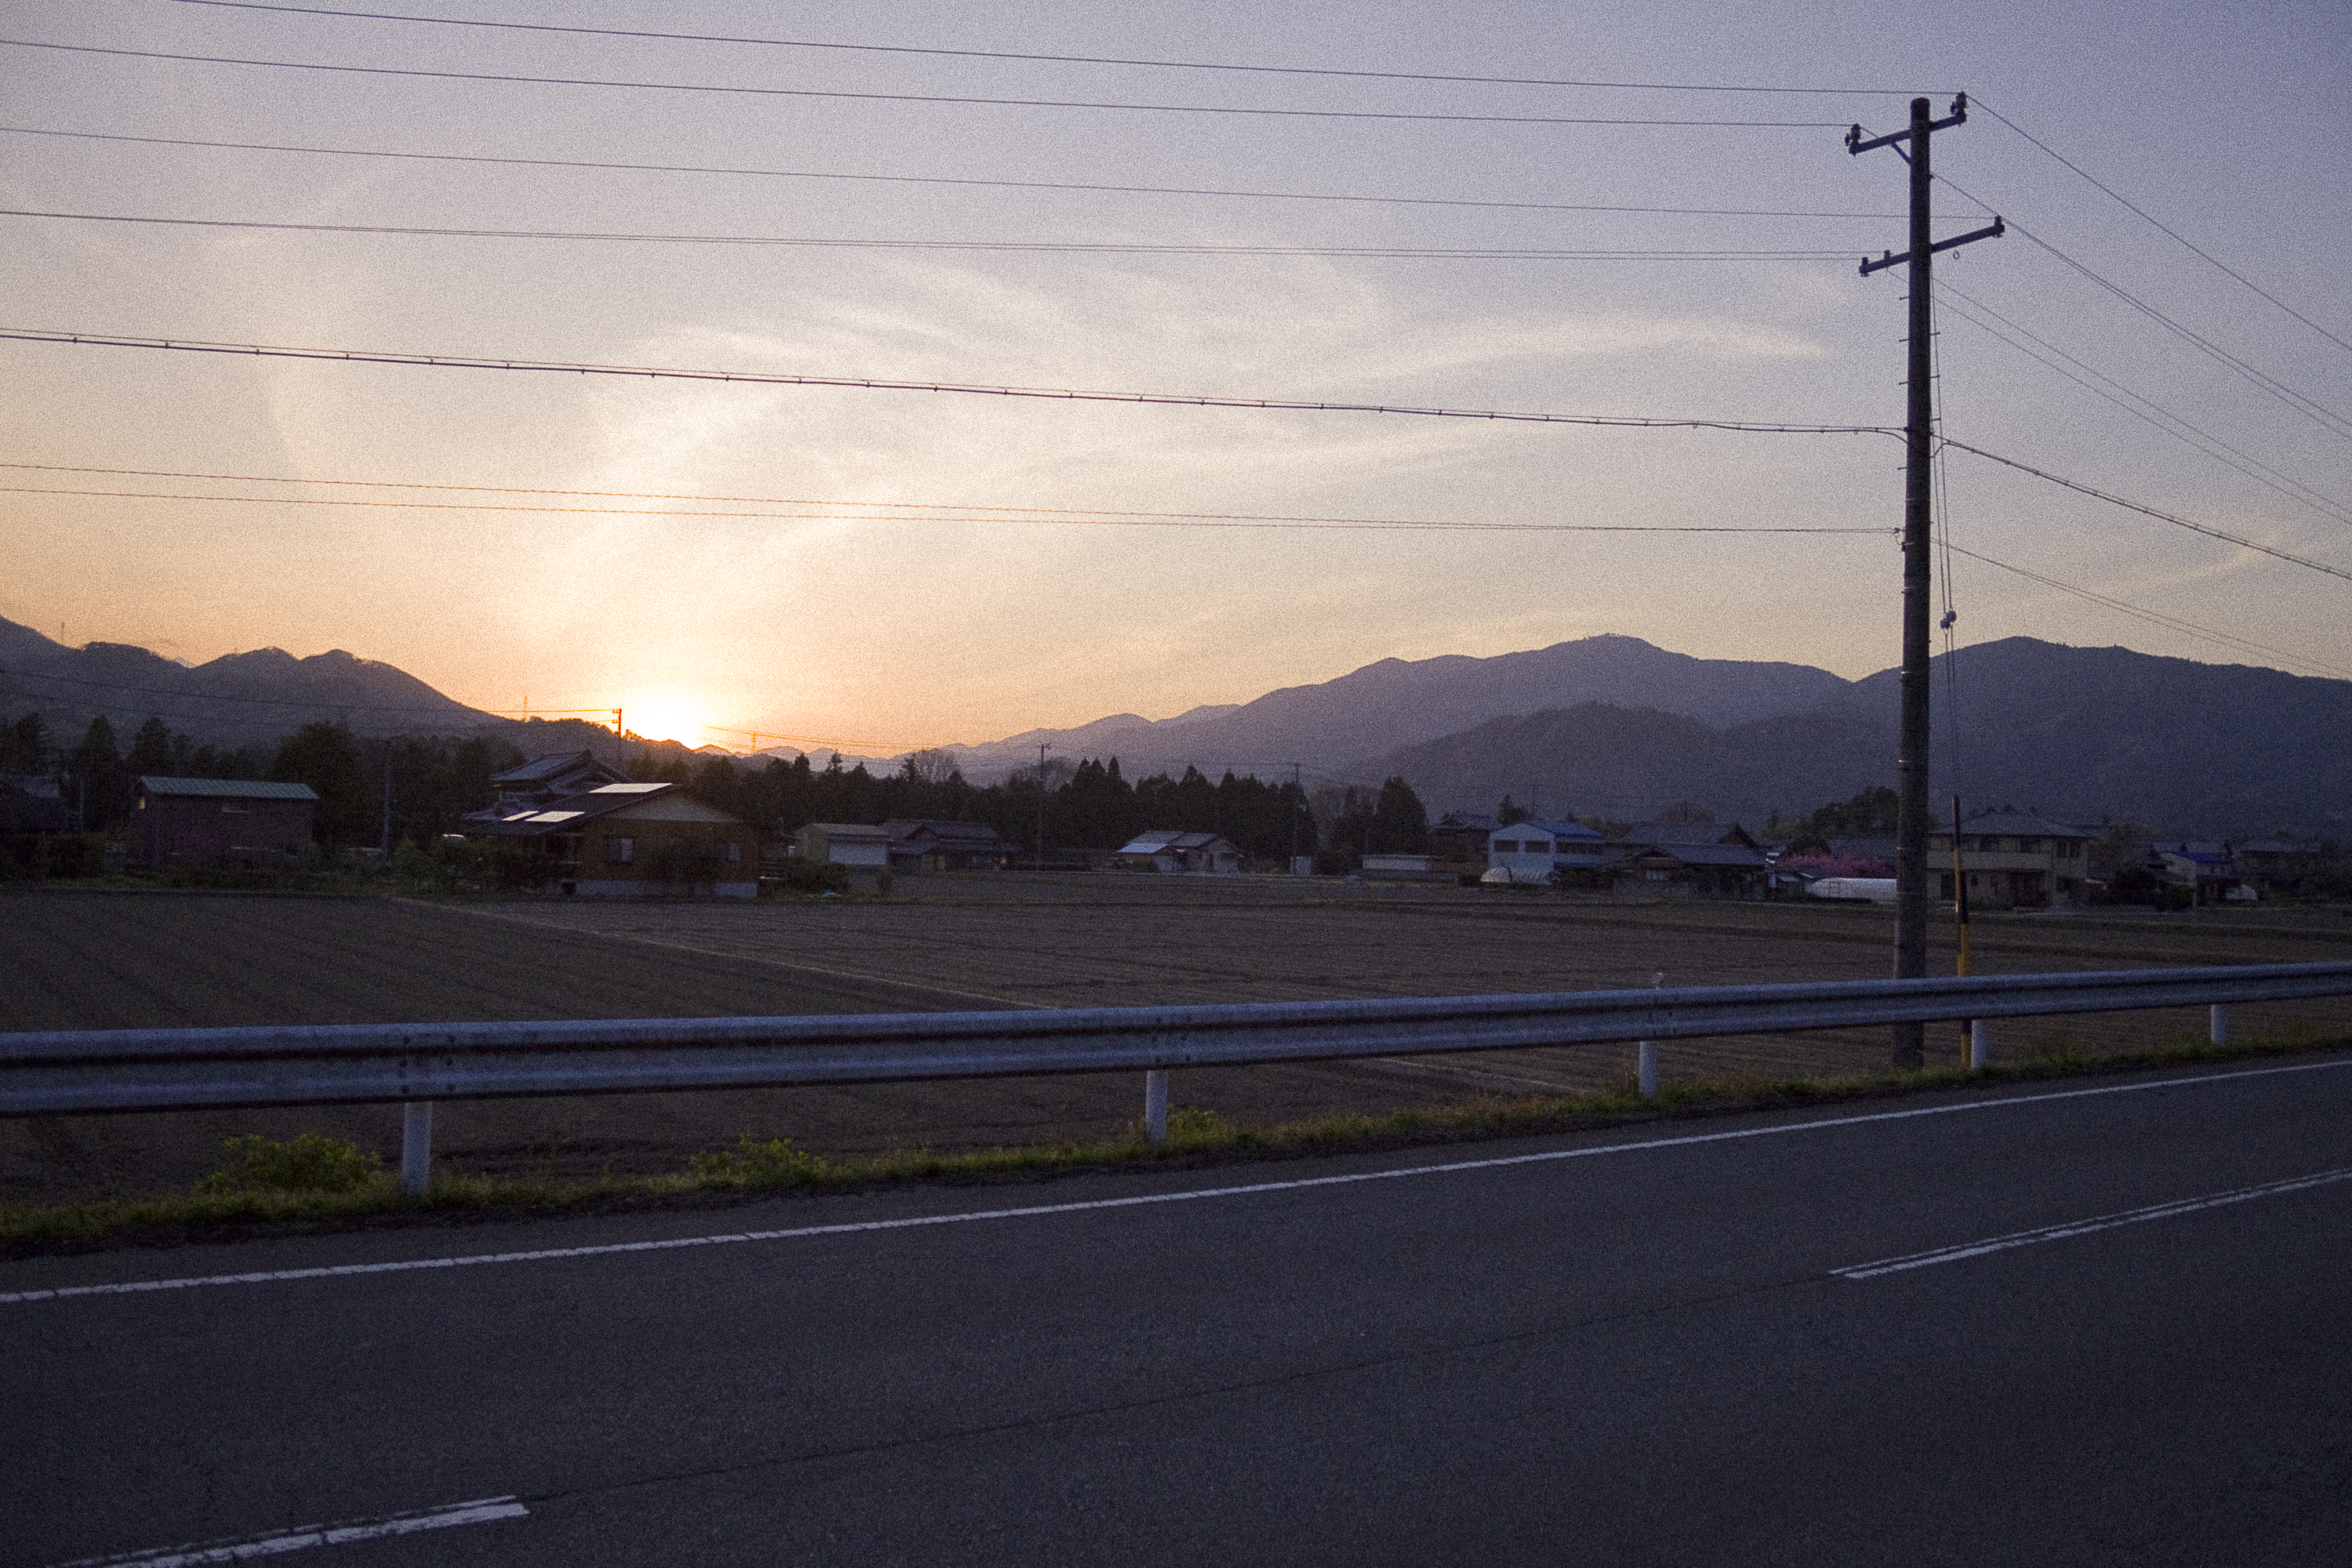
[221,801,249,815]
[2020,839,2042,853]
[605,837,634,864]
[1494,840,1519,853]
[1939,873,1954,898]
[720,841,741,862]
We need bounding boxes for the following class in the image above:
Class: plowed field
[6,879,2349,1203]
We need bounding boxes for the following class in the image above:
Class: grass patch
[5,1027,2347,1258]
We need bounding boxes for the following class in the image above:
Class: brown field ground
[6,877,2350,1203]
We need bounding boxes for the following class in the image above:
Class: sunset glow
[619,702,709,749]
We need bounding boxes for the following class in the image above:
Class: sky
[2,0,2347,751]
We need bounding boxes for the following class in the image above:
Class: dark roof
[139,776,318,801]
[468,781,682,836]
[490,750,608,786]
[2,773,62,800]
[1827,836,1899,859]
[1514,817,1605,842]
[880,819,1013,844]
[1622,822,1759,849]
[1637,842,1771,869]
[1960,810,2095,839]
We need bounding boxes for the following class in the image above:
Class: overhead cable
[1944,546,2351,681]
[1941,440,2352,583]
[2,487,1890,535]
[1973,99,2352,359]
[0,328,1900,436]
[169,2,1931,96]
[0,131,1912,220]
[1937,176,2352,442]
[1935,281,2352,530]
[0,211,1852,261]
[0,41,1850,126]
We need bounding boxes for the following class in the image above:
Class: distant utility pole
[1035,742,1050,869]
[1848,94,2003,1068]
[379,741,393,858]
[1290,761,1302,867]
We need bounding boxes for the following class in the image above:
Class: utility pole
[1034,742,1050,870]
[379,740,394,859]
[1848,94,2002,1068]
[1290,761,1303,869]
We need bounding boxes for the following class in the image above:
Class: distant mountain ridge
[945,635,1854,779]
[1370,639,2352,837]
[6,615,2341,834]
[0,616,495,746]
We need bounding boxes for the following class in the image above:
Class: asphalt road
[7,1054,2350,1566]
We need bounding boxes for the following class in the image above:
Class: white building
[1486,818,1608,884]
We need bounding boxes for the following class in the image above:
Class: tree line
[4,711,1432,863]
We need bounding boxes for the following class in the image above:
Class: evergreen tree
[0,712,51,774]
[269,720,372,844]
[1369,776,1430,854]
[67,716,131,830]
[124,717,175,775]
[1495,794,1530,826]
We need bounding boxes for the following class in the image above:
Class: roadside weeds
[4,1028,2346,1259]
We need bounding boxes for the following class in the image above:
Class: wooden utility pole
[1848,95,2002,1067]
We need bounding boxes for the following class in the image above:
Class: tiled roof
[139,776,319,801]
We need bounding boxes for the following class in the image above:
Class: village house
[1428,811,1499,866]
[1928,808,2095,909]
[463,749,631,826]
[880,819,1020,872]
[1,773,71,836]
[1116,829,1242,873]
[1486,818,1609,884]
[794,822,894,869]
[1612,822,1773,898]
[132,776,318,869]
[469,780,760,897]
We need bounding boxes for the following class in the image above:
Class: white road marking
[47,1496,526,1566]
[6,1057,2348,1308]
[1834,1165,2352,1279]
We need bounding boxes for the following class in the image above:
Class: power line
[0,463,1894,533]
[0,327,1902,436]
[1934,279,2352,530]
[169,2,1931,96]
[0,127,1919,221]
[0,40,1852,126]
[1935,176,2352,443]
[3,486,1892,535]
[1940,440,2352,583]
[0,211,1853,262]
[1973,99,2352,359]
[1944,546,2352,681]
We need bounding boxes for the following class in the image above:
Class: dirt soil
[7,878,2350,1203]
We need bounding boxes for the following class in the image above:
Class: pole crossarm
[1860,216,2005,275]
[5,964,2350,1117]
[1846,94,1967,155]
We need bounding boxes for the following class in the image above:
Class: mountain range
[3,615,2343,835]
[0,617,495,746]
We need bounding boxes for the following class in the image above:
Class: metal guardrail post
[1969,1020,1989,1070]
[1637,1042,1658,1098]
[1143,1070,1169,1143]
[2210,1005,2228,1047]
[401,1101,434,1196]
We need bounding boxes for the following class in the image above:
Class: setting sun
[619,700,708,747]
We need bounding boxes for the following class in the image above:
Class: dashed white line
[5,1056,2347,1308]
[48,1495,527,1566]
[1835,1166,2352,1279]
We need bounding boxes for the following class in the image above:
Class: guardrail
[7,962,2350,1192]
